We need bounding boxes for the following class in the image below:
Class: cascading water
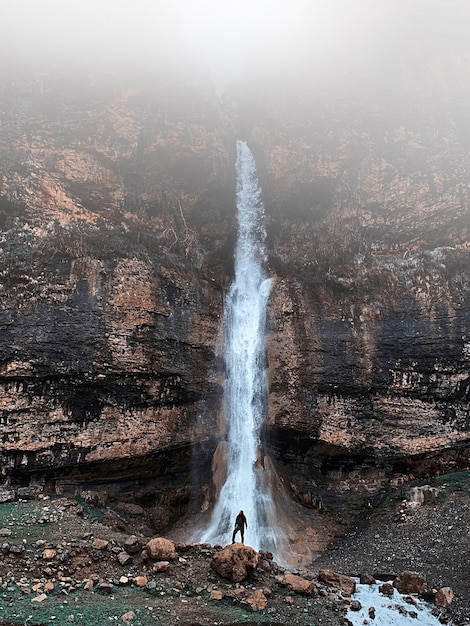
[197,140,280,553]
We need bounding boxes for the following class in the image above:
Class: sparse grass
[0,583,315,626]
[431,470,470,492]
[75,496,103,521]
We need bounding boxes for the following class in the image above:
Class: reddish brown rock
[210,544,260,582]
[360,572,376,585]
[42,549,56,560]
[283,572,315,595]
[379,582,394,597]
[317,569,356,596]
[435,587,454,607]
[92,538,109,551]
[242,589,268,611]
[145,537,177,561]
[393,571,427,594]
[121,610,136,623]
[153,561,170,573]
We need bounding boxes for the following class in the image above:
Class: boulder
[283,572,315,595]
[145,537,177,561]
[393,571,427,594]
[317,569,356,596]
[359,572,376,585]
[211,543,260,582]
[435,587,454,608]
[379,582,394,597]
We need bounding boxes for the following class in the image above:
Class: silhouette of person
[231,509,247,544]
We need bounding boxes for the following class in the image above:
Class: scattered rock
[210,589,224,600]
[145,537,177,561]
[32,593,47,603]
[134,576,148,587]
[284,572,315,595]
[393,571,427,594]
[121,610,136,622]
[42,548,56,560]
[242,588,268,611]
[153,560,170,573]
[360,572,376,585]
[379,582,394,597]
[92,538,109,551]
[124,535,142,555]
[435,586,454,607]
[117,551,132,566]
[318,569,356,596]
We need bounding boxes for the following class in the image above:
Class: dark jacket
[235,511,247,529]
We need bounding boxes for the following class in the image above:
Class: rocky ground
[0,473,468,626]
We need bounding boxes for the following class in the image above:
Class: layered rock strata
[0,66,468,535]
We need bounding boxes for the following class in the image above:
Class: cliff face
[0,73,232,521]
[248,69,470,510]
[0,63,469,531]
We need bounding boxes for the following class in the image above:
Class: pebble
[32,593,47,603]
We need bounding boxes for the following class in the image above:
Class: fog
[1,0,469,90]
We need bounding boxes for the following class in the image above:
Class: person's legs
[240,529,244,543]
[232,528,237,543]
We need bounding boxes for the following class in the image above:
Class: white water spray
[198,140,279,552]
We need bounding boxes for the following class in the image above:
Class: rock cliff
[0,58,468,548]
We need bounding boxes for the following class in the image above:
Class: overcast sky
[1,1,469,87]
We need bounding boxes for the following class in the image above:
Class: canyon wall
[0,61,468,529]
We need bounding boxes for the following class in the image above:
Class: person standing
[231,509,247,543]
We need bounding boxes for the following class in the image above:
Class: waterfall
[198,140,279,553]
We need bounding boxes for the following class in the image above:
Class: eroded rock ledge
[0,68,469,536]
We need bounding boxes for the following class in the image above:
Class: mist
[1,0,469,92]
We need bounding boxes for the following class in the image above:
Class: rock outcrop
[0,51,469,544]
